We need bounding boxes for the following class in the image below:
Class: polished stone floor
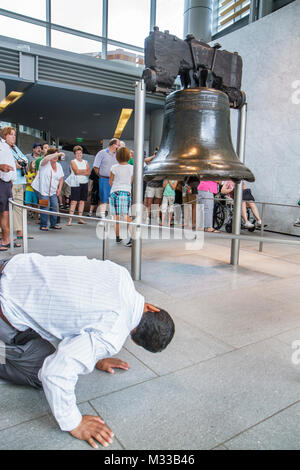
[1,215,300,450]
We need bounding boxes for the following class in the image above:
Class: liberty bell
[144,87,254,182]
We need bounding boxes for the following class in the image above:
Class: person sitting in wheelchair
[221,181,262,229]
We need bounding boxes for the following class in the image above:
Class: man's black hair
[131,309,175,353]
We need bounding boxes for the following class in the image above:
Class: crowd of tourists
[0,126,265,251]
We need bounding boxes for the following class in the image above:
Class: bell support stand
[131,80,146,281]
[230,102,248,266]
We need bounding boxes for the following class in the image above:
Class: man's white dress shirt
[0,253,144,431]
[0,139,16,182]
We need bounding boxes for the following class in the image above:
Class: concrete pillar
[183,0,212,42]
[149,109,164,155]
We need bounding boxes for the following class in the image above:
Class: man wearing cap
[0,253,175,448]
[27,143,42,165]
[93,138,120,219]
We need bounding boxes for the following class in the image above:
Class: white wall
[218,0,300,234]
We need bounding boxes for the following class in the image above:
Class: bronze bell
[144,87,255,182]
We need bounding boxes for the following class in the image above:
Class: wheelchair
[213,194,256,233]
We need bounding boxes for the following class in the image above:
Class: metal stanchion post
[22,207,28,254]
[259,203,265,252]
[9,200,14,255]
[102,221,108,260]
[230,103,247,265]
[131,80,145,281]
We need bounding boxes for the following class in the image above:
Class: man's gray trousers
[0,317,55,389]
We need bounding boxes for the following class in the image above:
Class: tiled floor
[1,217,300,450]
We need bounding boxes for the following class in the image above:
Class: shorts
[70,183,88,202]
[61,181,71,198]
[242,188,255,202]
[110,191,131,216]
[0,180,12,212]
[161,195,175,213]
[99,177,111,204]
[144,185,163,199]
[25,190,38,205]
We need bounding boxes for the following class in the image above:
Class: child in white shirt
[109,147,134,246]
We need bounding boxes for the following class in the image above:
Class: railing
[213,197,300,251]
[8,199,300,273]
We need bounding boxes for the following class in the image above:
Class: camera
[18,160,27,176]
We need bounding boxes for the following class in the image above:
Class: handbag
[38,169,52,206]
[65,170,79,187]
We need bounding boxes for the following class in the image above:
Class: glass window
[107,0,150,48]
[0,16,46,45]
[0,0,46,19]
[51,0,102,36]
[51,30,102,55]
[214,0,250,35]
[156,0,184,39]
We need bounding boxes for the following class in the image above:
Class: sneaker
[244,221,254,229]
[125,238,132,247]
[87,212,92,217]
[294,221,300,227]
[116,236,123,243]
[256,220,262,228]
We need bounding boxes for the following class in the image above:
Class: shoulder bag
[38,167,52,207]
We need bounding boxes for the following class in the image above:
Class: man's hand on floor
[70,415,114,449]
[96,357,130,374]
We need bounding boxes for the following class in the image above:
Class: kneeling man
[0,254,175,448]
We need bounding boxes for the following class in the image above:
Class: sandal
[17,235,34,239]
[0,245,8,251]
[40,227,49,231]
[1,241,21,248]
[204,228,220,233]
[78,220,87,225]
[50,225,62,230]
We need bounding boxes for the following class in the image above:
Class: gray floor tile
[0,383,50,431]
[225,402,300,450]
[90,338,300,450]
[276,327,300,346]
[0,402,122,450]
[165,286,300,348]
[76,349,157,402]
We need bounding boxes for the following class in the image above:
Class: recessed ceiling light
[82,131,87,134]
[114,108,133,138]
[93,113,101,117]
[0,91,24,113]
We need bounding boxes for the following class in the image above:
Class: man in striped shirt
[0,253,174,448]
